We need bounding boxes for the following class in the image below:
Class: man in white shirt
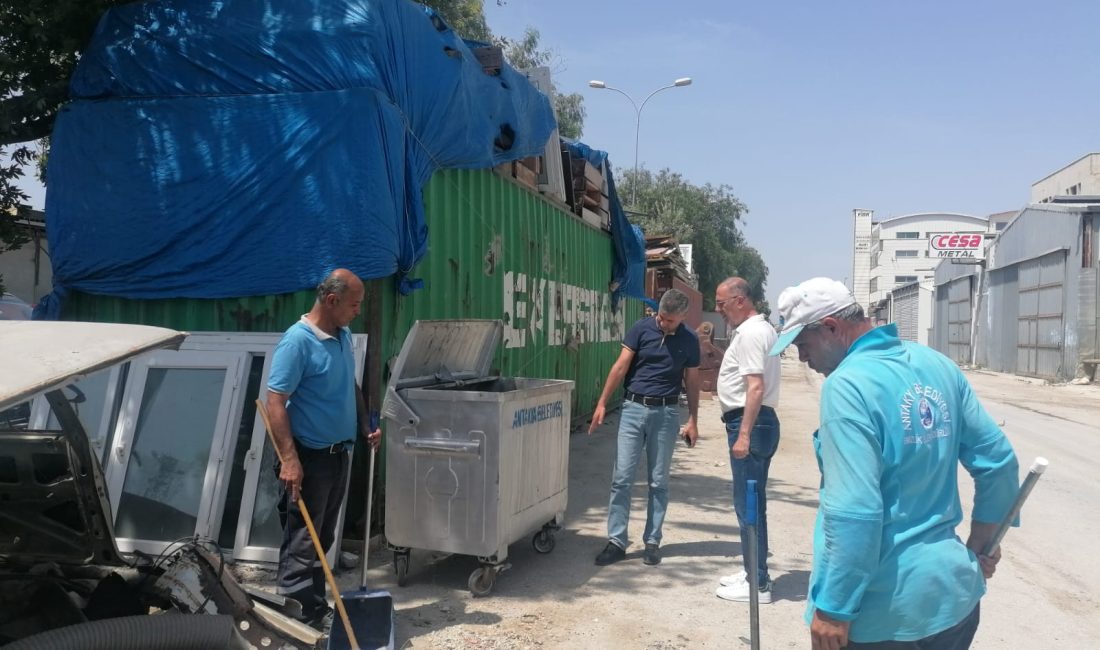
[713,277,781,603]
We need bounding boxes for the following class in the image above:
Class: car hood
[0,321,186,566]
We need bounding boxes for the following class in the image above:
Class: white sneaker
[718,571,746,587]
[716,578,773,604]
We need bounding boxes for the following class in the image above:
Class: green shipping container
[64,168,641,423]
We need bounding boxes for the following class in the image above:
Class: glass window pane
[247,440,285,549]
[115,367,227,542]
[217,355,265,549]
[46,370,112,457]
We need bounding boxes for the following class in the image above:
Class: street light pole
[588,77,692,206]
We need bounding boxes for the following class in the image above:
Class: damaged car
[0,321,324,649]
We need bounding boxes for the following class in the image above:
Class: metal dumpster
[381,320,574,596]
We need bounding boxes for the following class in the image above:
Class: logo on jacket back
[900,383,951,444]
[918,398,935,429]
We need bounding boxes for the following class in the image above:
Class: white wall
[0,228,51,303]
[1031,153,1100,203]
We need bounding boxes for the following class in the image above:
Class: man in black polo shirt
[589,289,701,566]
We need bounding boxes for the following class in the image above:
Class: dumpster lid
[383,320,504,426]
[388,319,503,390]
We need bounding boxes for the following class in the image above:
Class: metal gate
[947,276,973,364]
[893,283,920,342]
[1016,251,1066,378]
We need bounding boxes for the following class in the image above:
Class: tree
[0,1,124,147]
[500,27,585,139]
[419,0,495,42]
[619,166,770,313]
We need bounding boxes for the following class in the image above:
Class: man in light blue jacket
[770,277,1019,650]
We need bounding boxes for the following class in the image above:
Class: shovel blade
[326,589,395,650]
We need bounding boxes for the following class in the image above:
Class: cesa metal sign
[928,232,986,259]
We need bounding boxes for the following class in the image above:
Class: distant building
[986,210,1018,233]
[852,210,990,307]
[1031,153,1100,203]
[0,206,50,304]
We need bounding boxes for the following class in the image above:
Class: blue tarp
[38,0,558,317]
[38,0,646,319]
[564,142,647,305]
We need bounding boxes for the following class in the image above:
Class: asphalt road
[956,370,1100,649]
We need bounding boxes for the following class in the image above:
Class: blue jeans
[607,400,681,549]
[726,406,780,585]
[845,603,980,648]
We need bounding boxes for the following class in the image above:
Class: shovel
[327,410,395,650]
[255,400,360,648]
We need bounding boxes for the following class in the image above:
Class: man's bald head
[316,268,363,302]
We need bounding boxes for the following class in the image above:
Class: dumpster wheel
[532,529,556,554]
[393,549,411,587]
[468,567,496,597]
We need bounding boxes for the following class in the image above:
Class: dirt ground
[248,357,1100,649]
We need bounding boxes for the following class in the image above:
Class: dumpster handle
[404,438,482,456]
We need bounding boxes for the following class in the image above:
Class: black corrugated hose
[2,614,249,650]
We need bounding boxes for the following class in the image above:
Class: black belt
[299,440,354,454]
[625,391,679,407]
[722,405,775,422]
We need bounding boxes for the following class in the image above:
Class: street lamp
[588,77,692,206]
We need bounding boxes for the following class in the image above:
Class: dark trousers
[725,406,780,585]
[275,443,351,618]
[845,603,980,649]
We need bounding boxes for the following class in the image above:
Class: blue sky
[16,0,1100,308]
[485,0,1100,308]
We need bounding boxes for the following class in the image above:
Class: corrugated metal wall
[987,206,1081,381]
[985,265,1019,374]
[934,284,949,354]
[63,168,640,421]
[892,283,919,341]
[1015,251,1067,378]
[938,276,973,364]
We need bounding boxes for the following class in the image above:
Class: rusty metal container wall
[380,168,642,424]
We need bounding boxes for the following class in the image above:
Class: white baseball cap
[768,277,857,356]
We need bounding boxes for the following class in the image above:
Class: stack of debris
[645,234,694,286]
[561,146,610,230]
[494,156,542,191]
[471,44,504,75]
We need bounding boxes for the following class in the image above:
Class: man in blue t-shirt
[770,277,1019,650]
[266,268,381,630]
[589,289,701,567]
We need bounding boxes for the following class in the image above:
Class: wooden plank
[583,161,603,188]
[518,156,541,174]
[514,162,538,189]
[581,206,610,230]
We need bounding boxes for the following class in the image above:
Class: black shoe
[594,542,626,566]
[307,605,334,631]
[643,543,661,565]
